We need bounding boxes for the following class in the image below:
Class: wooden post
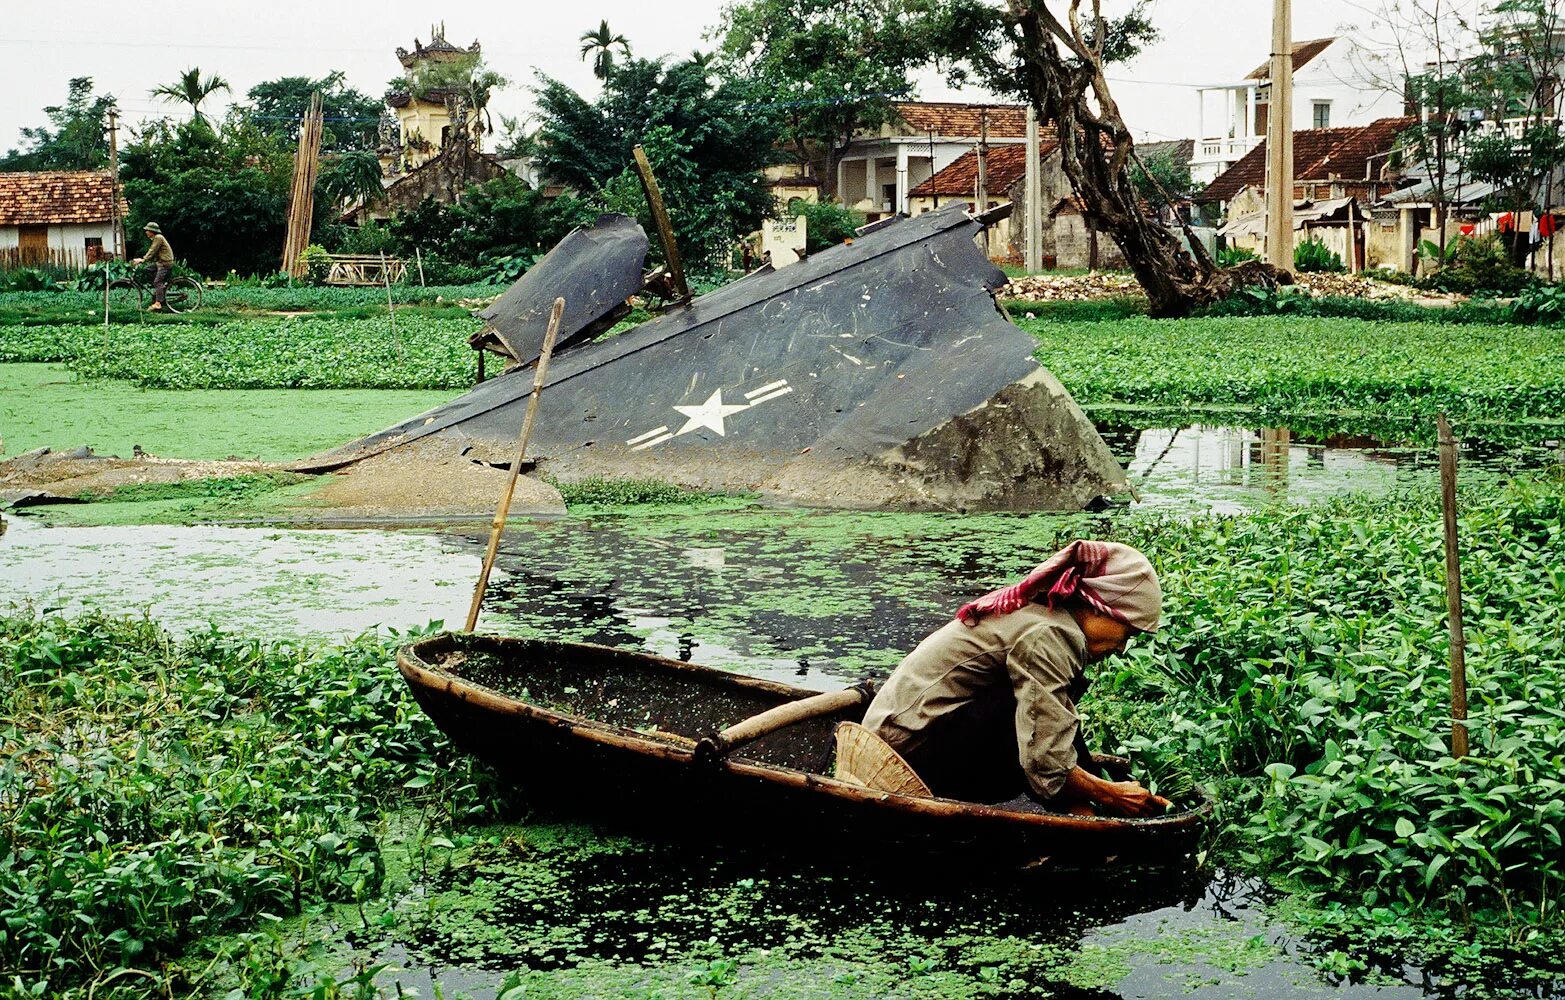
[380,251,402,357]
[1437,414,1469,759]
[415,246,426,287]
[465,297,567,632]
[1265,0,1294,270]
[631,145,690,304]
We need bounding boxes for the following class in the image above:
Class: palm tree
[579,21,631,81]
[150,67,231,125]
[321,149,386,208]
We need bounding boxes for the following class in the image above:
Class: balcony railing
[1195,136,1264,162]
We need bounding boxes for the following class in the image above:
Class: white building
[834,102,1029,220]
[0,170,124,271]
[1192,37,1405,184]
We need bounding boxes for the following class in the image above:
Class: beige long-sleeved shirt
[145,234,174,265]
[862,604,1087,801]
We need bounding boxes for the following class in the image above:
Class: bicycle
[106,266,204,315]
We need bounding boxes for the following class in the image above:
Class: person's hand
[1094,779,1171,818]
[131,257,141,265]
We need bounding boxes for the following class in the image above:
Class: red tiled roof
[0,170,126,226]
[1195,117,1416,204]
[1246,37,1338,80]
[907,138,1060,198]
[892,102,1031,139]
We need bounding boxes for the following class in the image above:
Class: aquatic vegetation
[0,613,512,996]
[60,313,483,390]
[1022,315,1565,423]
[548,475,752,509]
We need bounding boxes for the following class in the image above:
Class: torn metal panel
[472,213,649,362]
[297,204,1127,510]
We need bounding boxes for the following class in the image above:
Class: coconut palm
[579,21,631,81]
[150,67,231,125]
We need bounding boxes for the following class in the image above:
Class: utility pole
[1265,0,1294,270]
[1024,105,1043,272]
[107,107,123,260]
[976,107,990,255]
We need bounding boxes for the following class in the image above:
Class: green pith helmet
[143,222,162,235]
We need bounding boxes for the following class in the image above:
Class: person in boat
[862,540,1171,817]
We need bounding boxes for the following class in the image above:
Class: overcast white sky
[2,0,1389,153]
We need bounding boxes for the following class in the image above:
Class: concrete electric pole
[1024,105,1043,272]
[107,107,123,260]
[1265,0,1294,270]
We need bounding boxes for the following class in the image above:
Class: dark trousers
[151,265,171,306]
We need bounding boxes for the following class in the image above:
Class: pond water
[3,414,1563,997]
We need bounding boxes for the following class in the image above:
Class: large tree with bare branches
[953,1,1285,316]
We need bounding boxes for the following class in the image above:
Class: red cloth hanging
[1541,214,1559,238]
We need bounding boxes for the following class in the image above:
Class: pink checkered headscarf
[956,540,1162,633]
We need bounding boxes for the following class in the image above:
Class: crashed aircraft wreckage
[296,203,1128,511]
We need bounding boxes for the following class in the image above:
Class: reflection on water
[1095,418,1564,513]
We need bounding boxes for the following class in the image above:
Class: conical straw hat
[834,722,932,798]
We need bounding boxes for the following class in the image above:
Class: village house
[1192,37,1404,185]
[836,102,1030,221]
[1195,117,1415,270]
[905,136,1126,269]
[0,170,125,272]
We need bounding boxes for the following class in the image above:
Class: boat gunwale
[398,632,1215,833]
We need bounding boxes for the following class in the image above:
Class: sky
[1,0,1393,154]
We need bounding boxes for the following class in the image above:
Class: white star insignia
[672,389,750,437]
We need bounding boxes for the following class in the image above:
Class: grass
[0,363,458,461]
[0,284,500,326]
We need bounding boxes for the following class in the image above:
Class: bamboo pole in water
[465,296,566,632]
[1437,414,1469,759]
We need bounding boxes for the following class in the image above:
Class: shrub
[1506,283,1565,322]
[1293,238,1344,274]
[298,244,333,285]
[1420,235,1531,295]
[1216,245,1259,267]
[3,267,63,292]
[787,198,864,255]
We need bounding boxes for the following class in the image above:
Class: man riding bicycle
[131,223,175,312]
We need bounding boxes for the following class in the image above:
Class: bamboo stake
[465,296,567,632]
[380,251,402,357]
[1437,413,1469,759]
[415,247,426,287]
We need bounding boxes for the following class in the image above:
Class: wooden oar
[464,296,566,632]
[694,682,875,764]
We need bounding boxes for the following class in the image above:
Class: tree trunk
[1008,1,1287,317]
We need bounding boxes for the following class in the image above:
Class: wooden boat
[398,632,1215,868]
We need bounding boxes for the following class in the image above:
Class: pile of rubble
[1000,273,1144,301]
[999,270,1467,305]
[1292,272,1465,303]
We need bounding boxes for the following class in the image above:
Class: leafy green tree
[712,0,991,196]
[149,67,231,126]
[1130,148,1193,213]
[245,72,385,151]
[384,174,590,265]
[580,20,632,80]
[119,115,295,276]
[0,77,116,171]
[534,55,784,270]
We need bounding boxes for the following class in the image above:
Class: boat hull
[398,633,1212,868]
